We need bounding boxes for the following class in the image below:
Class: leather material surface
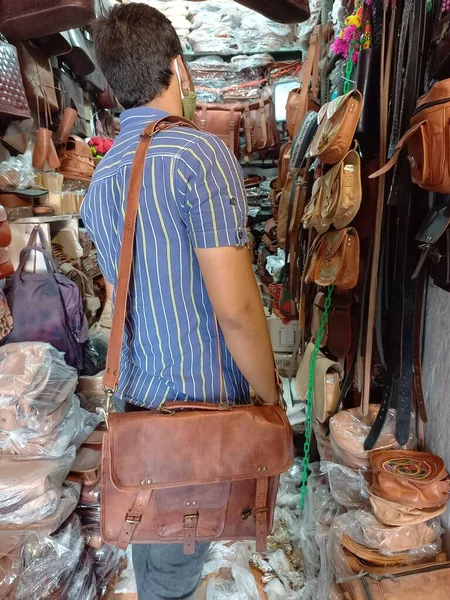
[370,450,450,508]
[305,227,360,289]
[368,488,447,526]
[371,79,450,194]
[0,117,33,155]
[242,97,278,154]
[341,558,450,600]
[233,0,310,23]
[194,103,241,157]
[0,38,30,121]
[0,0,95,40]
[58,135,94,182]
[286,27,320,139]
[53,68,87,138]
[311,291,352,358]
[0,207,12,248]
[17,41,58,114]
[308,90,363,165]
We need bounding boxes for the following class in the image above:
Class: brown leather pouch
[16,41,59,114]
[370,450,450,508]
[312,291,352,358]
[277,142,292,192]
[305,227,360,289]
[194,103,242,157]
[371,78,450,194]
[308,90,363,165]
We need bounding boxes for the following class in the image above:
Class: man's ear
[175,55,193,96]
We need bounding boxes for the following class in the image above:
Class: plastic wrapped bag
[16,514,85,599]
[0,531,32,599]
[320,461,369,509]
[0,155,35,188]
[0,447,75,526]
[0,343,77,434]
[206,565,260,600]
[81,336,108,376]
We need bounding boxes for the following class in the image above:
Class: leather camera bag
[370,450,450,509]
[371,79,450,194]
[340,556,450,600]
[0,35,30,121]
[194,103,242,158]
[286,26,321,140]
[100,116,293,554]
[305,227,360,289]
[308,90,363,165]
[0,0,95,40]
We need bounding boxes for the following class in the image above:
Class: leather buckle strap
[255,478,269,552]
[116,490,152,550]
[183,512,198,555]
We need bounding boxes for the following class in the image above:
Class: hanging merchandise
[0,34,31,121]
[2,227,88,371]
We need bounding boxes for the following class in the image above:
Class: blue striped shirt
[81,107,250,408]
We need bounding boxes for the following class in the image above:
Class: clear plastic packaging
[268,548,305,591]
[0,342,77,434]
[329,406,415,472]
[89,543,123,593]
[0,393,102,457]
[0,531,31,599]
[320,461,369,509]
[328,511,443,584]
[206,565,260,600]
[81,336,108,376]
[0,155,35,188]
[16,514,85,599]
[0,447,75,526]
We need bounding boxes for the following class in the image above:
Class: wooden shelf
[13,213,80,224]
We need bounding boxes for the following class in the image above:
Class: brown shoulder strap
[103,115,200,391]
[297,25,321,109]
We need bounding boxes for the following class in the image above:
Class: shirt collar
[119,107,170,133]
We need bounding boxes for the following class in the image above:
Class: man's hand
[195,245,278,405]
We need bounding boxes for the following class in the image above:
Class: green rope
[299,285,334,510]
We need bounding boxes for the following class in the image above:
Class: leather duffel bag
[194,102,242,158]
[100,115,294,554]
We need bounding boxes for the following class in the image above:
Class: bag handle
[103,116,200,396]
[297,26,321,104]
[369,120,425,179]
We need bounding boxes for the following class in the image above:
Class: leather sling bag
[100,116,294,554]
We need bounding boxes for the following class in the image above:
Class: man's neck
[143,95,182,117]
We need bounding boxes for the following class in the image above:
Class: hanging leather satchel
[305,227,360,289]
[308,90,363,165]
[17,41,59,114]
[194,103,242,158]
[286,26,321,140]
[370,79,450,194]
[100,116,293,554]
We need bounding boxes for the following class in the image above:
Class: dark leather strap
[413,271,428,429]
[255,477,269,553]
[183,512,198,555]
[117,490,153,550]
[103,116,200,391]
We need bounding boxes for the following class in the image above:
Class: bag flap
[323,228,348,256]
[107,405,293,491]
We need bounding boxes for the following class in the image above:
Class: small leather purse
[305,227,360,289]
[295,341,342,423]
[308,90,363,165]
[370,450,450,509]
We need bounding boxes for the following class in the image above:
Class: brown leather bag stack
[100,116,293,554]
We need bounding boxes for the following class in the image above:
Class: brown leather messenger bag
[100,115,294,554]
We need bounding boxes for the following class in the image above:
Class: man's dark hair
[92,3,183,109]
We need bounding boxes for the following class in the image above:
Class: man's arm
[195,245,278,405]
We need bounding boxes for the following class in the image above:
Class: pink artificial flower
[331,37,350,58]
[343,24,358,42]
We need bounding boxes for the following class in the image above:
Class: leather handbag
[340,555,450,600]
[311,291,352,358]
[242,98,278,155]
[305,227,360,289]
[58,135,95,183]
[370,450,450,509]
[60,29,95,77]
[308,90,363,165]
[0,35,31,121]
[370,79,450,194]
[0,117,34,154]
[17,41,59,114]
[295,341,342,423]
[194,103,242,157]
[286,26,321,140]
[100,115,293,554]
[368,488,447,526]
[53,68,88,138]
[0,0,95,40]
[276,142,292,193]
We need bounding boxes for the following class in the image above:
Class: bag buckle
[183,514,198,528]
[125,515,142,525]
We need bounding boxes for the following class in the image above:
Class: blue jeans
[132,543,210,600]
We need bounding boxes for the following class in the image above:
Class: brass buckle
[183,514,198,528]
[254,508,268,515]
[125,515,142,525]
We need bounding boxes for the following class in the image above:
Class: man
[82,4,278,599]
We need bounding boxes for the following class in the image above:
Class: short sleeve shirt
[81,107,250,407]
